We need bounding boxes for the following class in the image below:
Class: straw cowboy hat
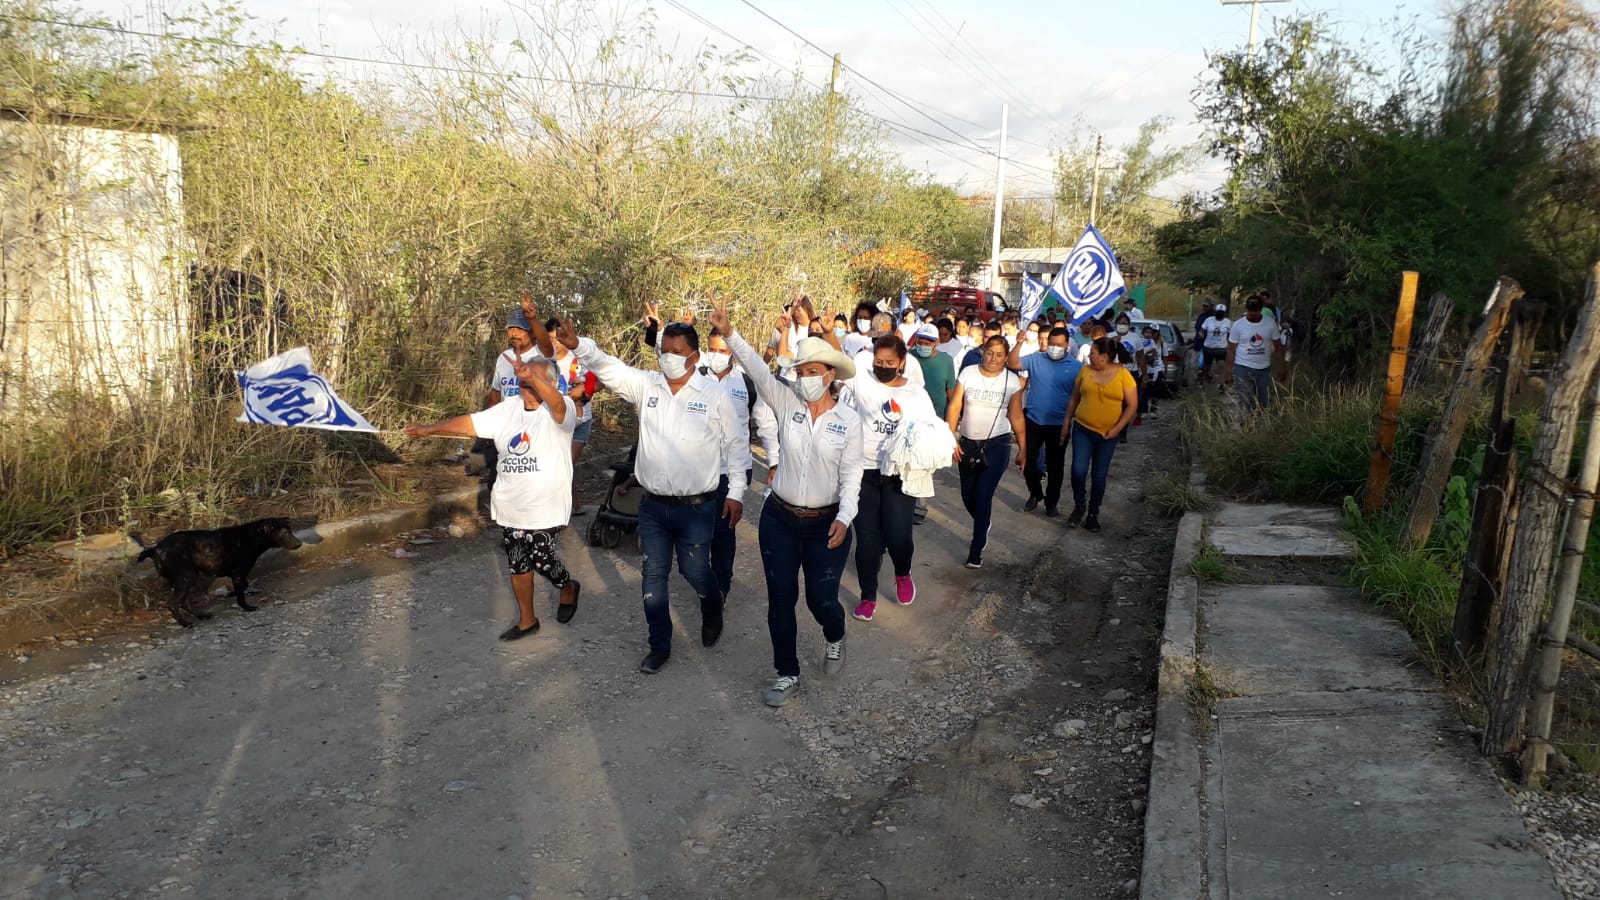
[777,336,856,380]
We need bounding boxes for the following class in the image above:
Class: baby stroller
[586,445,642,549]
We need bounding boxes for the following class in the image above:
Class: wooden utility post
[1402,278,1523,548]
[1364,271,1418,514]
[1452,303,1540,661]
[1521,367,1600,786]
[1406,291,1455,391]
[1485,264,1600,758]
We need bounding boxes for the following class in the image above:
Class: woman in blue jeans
[945,335,1027,569]
[714,300,866,709]
[1061,337,1139,533]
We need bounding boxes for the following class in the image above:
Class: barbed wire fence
[1400,269,1600,786]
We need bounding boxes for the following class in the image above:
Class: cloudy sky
[86,0,1436,198]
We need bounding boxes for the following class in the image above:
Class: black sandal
[556,581,581,624]
[499,620,540,641]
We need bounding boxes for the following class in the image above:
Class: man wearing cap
[1224,296,1287,410]
[1121,296,1146,321]
[711,297,863,709]
[1197,303,1232,386]
[555,314,750,675]
[911,323,957,421]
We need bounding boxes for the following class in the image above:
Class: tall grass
[0,379,478,554]
[1178,378,1437,505]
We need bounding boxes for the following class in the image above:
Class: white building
[0,109,190,416]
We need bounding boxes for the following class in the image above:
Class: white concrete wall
[0,121,190,415]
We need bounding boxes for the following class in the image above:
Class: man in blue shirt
[1008,325,1083,516]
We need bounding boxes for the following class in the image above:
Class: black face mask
[872,365,900,384]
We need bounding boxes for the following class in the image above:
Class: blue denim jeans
[710,469,752,603]
[1234,363,1273,411]
[854,470,915,600]
[1070,422,1120,516]
[759,501,850,678]
[957,433,1012,556]
[637,494,720,653]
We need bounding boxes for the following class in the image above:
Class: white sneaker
[765,675,800,707]
[823,637,846,675]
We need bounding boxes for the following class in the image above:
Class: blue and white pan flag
[237,347,378,432]
[1052,225,1127,326]
[897,291,912,317]
[1019,273,1048,328]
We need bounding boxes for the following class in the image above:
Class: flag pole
[988,103,1008,293]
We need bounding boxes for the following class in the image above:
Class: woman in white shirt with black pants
[713,299,866,709]
[944,335,1027,570]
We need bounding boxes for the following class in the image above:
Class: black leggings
[501,527,572,586]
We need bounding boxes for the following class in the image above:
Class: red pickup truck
[914,285,1010,323]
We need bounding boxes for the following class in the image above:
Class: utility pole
[987,103,1008,292]
[823,53,842,215]
[1220,0,1290,60]
[1088,134,1103,226]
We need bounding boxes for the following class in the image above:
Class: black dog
[134,517,304,627]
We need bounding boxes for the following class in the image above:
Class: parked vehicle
[917,285,1008,323]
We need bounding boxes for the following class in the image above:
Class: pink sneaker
[852,599,877,621]
[895,576,916,606]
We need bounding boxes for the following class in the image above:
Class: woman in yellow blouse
[1060,337,1139,532]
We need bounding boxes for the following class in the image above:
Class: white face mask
[659,352,691,380]
[856,319,871,333]
[1115,324,1130,335]
[1023,333,1038,344]
[702,351,731,374]
[795,374,829,402]
[1045,346,1068,361]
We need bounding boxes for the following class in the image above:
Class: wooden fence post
[1484,263,1600,759]
[1520,367,1600,786]
[1402,278,1523,549]
[1452,303,1541,661]
[1364,272,1419,514]
[1406,291,1455,390]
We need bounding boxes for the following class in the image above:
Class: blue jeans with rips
[637,494,720,653]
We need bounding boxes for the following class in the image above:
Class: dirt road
[0,418,1179,899]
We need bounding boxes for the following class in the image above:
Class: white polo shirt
[573,339,750,499]
[727,331,864,528]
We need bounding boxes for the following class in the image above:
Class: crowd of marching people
[405,286,1285,707]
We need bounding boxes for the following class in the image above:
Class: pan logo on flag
[236,347,377,432]
[1051,225,1128,326]
[1063,245,1116,313]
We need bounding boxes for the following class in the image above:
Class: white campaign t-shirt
[1202,316,1233,350]
[841,332,873,358]
[470,397,577,530]
[846,373,939,470]
[491,347,544,402]
[956,367,1023,440]
[550,349,593,423]
[1229,317,1283,370]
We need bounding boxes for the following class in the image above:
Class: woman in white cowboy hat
[710,297,865,708]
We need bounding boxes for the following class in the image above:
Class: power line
[732,0,1001,156]
[0,12,788,102]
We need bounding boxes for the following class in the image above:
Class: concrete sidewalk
[1143,501,1562,900]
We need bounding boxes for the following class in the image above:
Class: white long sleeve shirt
[727,330,864,528]
[573,338,749,499]
[705,364,782,474]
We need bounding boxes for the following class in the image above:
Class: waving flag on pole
[1053,225,1128,326]
[237,347,378,432]
[897,291,912,317]
[1019,273,1048,328]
